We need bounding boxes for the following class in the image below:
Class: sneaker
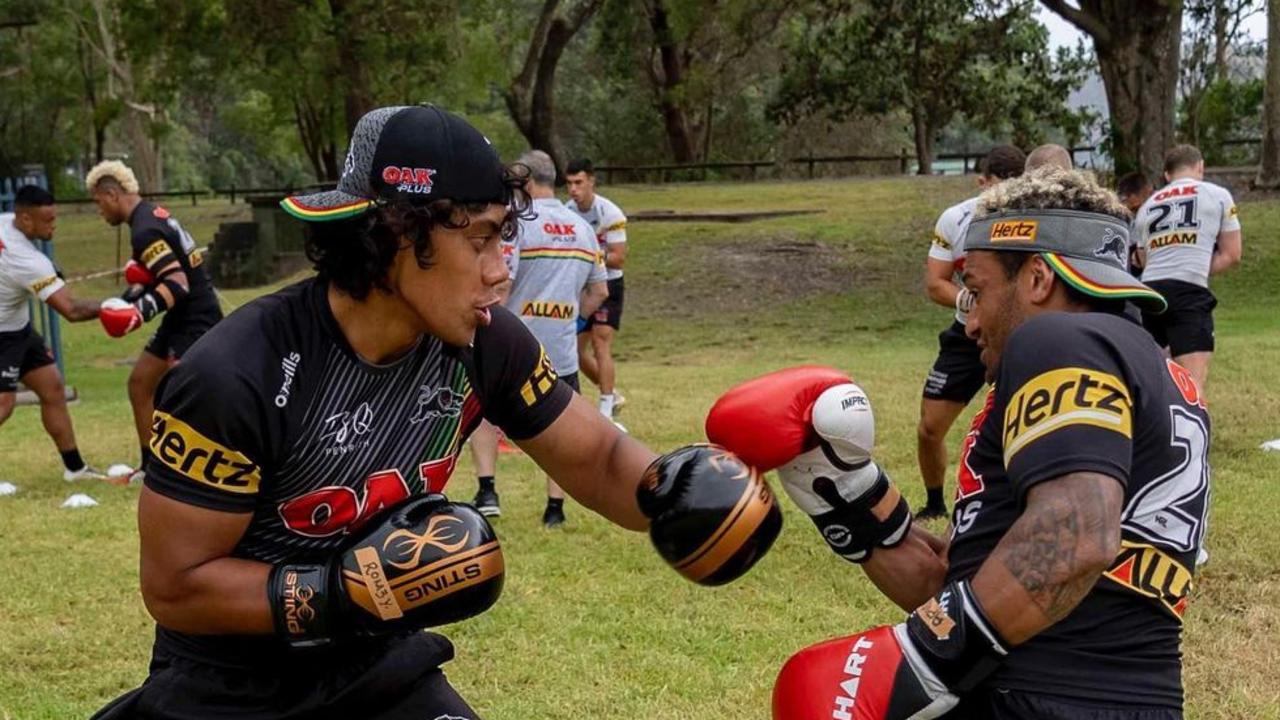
[915,505,949,521]
[542,502,566,529]
[613,391,627,414]
[473,487,501,517]
[1196,547,1210,568]
[63,466,108,482]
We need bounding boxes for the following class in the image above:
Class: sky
[1037,4,1270,50]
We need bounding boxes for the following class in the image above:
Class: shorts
[1141,280,1216,356]
[144,295,223,361]
[922,320,985,403]
[560,371,580,393]
[91,633,480,720]
[946,687,1180,719]
[0,324,56,392]
[584,277,624,331]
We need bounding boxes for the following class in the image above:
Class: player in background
[0,186,107,481]
[1025,143,1074,172]
[87,161,224,483]
[565,158,628,421]
[494,150,607,527]
[92,106,779,720]
[1117,171,1155,272]
[713,168,1202,720]
[1135,144,1242,394]
[916,145,1024,519]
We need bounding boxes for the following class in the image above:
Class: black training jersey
[128,200,216,306]
[945,312,1210,709]
[143,277,572,667]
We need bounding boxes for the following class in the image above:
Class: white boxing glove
[777,384,911,563]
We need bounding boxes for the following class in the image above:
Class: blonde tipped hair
[86,160,140,194]
[977,166,1131,223]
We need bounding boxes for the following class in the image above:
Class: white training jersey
[508,198,608,375]
[0,214,64,332]
[566,193,626,281]
[1136,177,1240,288]
[928,196,981,324]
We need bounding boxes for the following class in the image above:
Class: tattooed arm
[969,472,1123,645]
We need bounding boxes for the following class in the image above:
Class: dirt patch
[636,238,854,316]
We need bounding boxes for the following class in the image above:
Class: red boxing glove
[705,366,851,471]
[124,260,155,287]
[773,581,1008,720]
[99,298,143,337]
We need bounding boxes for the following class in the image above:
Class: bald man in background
[1025,144,1073,172]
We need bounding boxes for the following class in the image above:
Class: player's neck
[574,193,595,210]
[1168,171,1200,183]
[327,284,424,365]
[121,195,143,220]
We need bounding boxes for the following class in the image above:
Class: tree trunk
[912,104,933,175]
[329,0,374,139]
[647,0,696,163]
[1213,0,1229,83]
[1256,0,1280,188]
[1042,1,1183,180]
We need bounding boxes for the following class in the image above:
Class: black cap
[282,105,506,222]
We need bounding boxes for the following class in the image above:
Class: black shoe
[473,487,501,517]
[916,505,948,521]
[542,502,566,528]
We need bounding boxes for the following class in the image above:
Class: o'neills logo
[382,166,437,194]
[281,570,317,636]
[831,636,874,720]
[989,219,1038,243]
[274,352,301,408]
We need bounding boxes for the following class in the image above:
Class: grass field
[1,176,1278,719]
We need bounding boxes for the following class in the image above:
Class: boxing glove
[99,298,144,337]
[707,367,911,563]
[773,580,1008,720]
[637,444,782,586]
[268,494,504,648]
[124,259,156,287]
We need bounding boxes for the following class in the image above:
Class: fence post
[807,155,815,179]
[191,186,198,206]
[899,148,909,174]
[229,184,236,204]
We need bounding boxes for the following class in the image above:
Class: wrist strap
[905,580,1008,692]
[268,563,335,648]
[809,465,912,563]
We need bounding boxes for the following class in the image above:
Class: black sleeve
[465,306,573,440]
[995,314,1135,499]
[144,344,275,512]
[132,222,178,274]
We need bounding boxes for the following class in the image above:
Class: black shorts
[922,320,985,403]
[1141,280,1216,356]
[91,633,480,720]
[0,324,56,392]
[584,277,624,331]
[144,295,223,361]
[946,688,1180,720]
[560,371,580,393]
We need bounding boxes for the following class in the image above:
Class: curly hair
[304,164,532,300]
[976,166,1131,223]
[86,160,141,194]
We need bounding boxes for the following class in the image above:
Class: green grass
[2,178,1278,718]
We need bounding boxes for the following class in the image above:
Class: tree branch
[1039,0,1112,46]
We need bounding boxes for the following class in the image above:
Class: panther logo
[1094,228,1127,264]
[410,386,464,425]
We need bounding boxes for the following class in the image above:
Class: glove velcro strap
[809,467,912,564]
[268,563,335,648]
[905,580,1009,693]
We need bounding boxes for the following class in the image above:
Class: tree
[1257,0,1280,188]
[1179,0,1262,148]
[504,0,603,171]
[773,1,1079,174]
[1040,0,1184,179]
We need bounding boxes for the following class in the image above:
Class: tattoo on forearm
[998,475,1117,622]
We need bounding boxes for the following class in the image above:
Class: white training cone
[0,482,17,496]
[107,463,135,478]
[62,493,99,508]
[1261,439,1280,452]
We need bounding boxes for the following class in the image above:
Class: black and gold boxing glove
[638,444,782,586]
[269,494,504,648]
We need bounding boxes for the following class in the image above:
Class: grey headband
[965,208,1167,312]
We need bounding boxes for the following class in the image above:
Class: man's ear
[1024,255,1058,305]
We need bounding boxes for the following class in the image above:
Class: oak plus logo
[382,166,437,194]
[320,402,374,456]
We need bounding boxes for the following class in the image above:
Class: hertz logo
[989,220,1038,243]
[1003,367,1131,465]
[140,239,170,268]
[29,275,59,294]
[519,347,558,407]
[1149,232,1197,250]
[1103,540,1193,621]
[520,301,576,319]
[931,233,952,250]
[150,411,260,493]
